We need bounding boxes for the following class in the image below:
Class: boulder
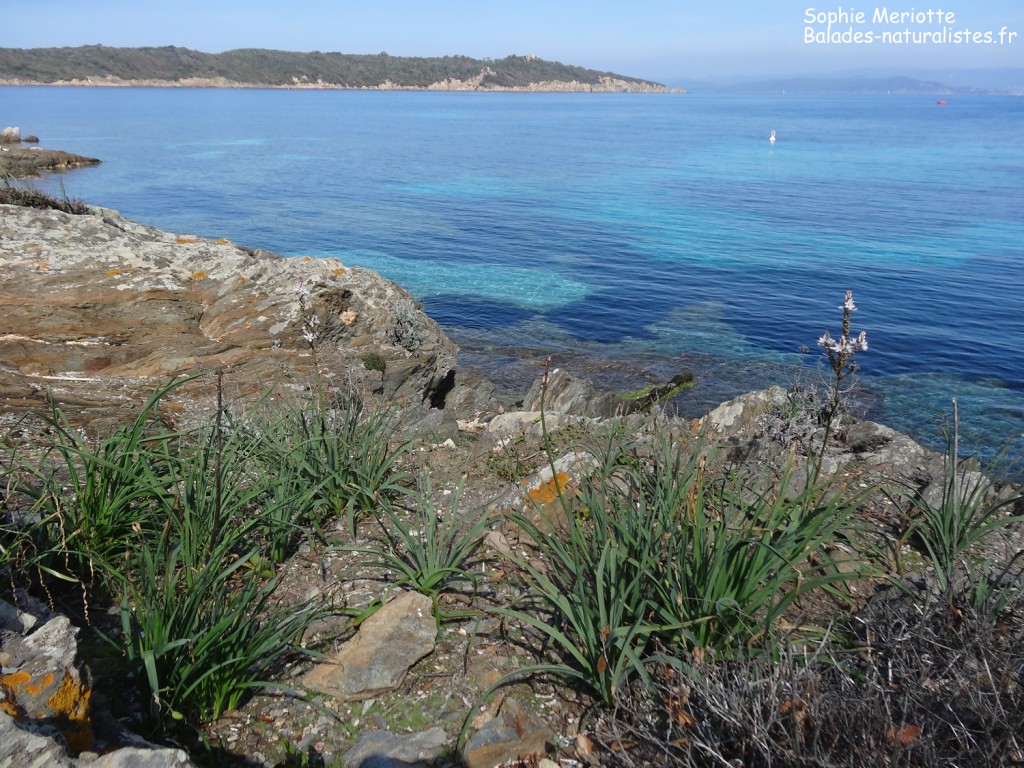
[523,367,694,418]
[0,597,196,766]
[342,727,447,768]
[462,699,554,768]
[0,126,20,143]
[0,205,457,433]
[0,599,92,753]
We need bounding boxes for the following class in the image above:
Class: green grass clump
[891,400,1024,617]
[340,473,492,626]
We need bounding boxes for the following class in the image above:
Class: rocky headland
[0,202,470,436]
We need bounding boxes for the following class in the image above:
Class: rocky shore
[2,201,1021,768]
[0,203,471,435]
[0,126,101,176]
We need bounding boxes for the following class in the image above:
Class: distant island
[0,45,671,92]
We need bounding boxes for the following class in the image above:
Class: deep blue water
[4,87,1023,461]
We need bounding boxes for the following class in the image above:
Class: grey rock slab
[303,591,437,702]
[78,747,195,768]
[342,727,447,768]
[0,710,75,768]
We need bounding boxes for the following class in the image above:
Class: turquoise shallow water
[5,87,1023,461]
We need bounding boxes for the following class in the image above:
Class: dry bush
[591,589,1024,767]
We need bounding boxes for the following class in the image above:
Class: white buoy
[769,130,777,143]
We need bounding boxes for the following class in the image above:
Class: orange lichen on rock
[176,237,199,244]
[105,269,122,277]
[527,472,571,505]
[216,238,230,244]
[1,669,52,697]
[1,668,93,752]
[1,670,32,713]
[191,270,207,281]
[44,670,93,752]
[332,267,347,276]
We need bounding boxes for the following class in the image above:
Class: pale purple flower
[817,331,841,353]
[841,290,857,313]
[302,313,320,345]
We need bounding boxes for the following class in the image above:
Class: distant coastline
[0,76,675,93]
[0,45,674,93]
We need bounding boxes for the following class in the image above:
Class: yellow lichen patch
[1,669,33,696]
[331,267,347,276]
[527,472,571,506]
[37,263,48,272]
[0,670,32,715]
[238,274,247,281]
[1,669,31,687]
[176,237,199,244]
[216,237,230,244]
[243,321,252,329]
[105,269,123,277]
[44,670,93,753]
[191,270,208,281]
[302,256,312,262]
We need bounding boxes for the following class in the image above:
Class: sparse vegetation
[1,177,89,213]
[1,289,1021,767]
[361,352,386,375]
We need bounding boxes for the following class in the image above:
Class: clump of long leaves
[118,531,321,730]
[893,400,1024,616]
[341,473,492,624]
[498,428,861,707]
[3,374,348,737]
[106,386,328,731]
[257,393,411,537]
[14,379,183,587]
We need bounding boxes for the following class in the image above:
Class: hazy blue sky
[3,1,1022,80]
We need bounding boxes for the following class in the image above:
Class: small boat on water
[769,130,777,143]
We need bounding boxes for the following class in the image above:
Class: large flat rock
[0,144,100,176]
[0,204,457,430]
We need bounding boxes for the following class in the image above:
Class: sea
[4,86,1023,465]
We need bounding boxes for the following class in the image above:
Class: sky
[2,1,1022,82]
